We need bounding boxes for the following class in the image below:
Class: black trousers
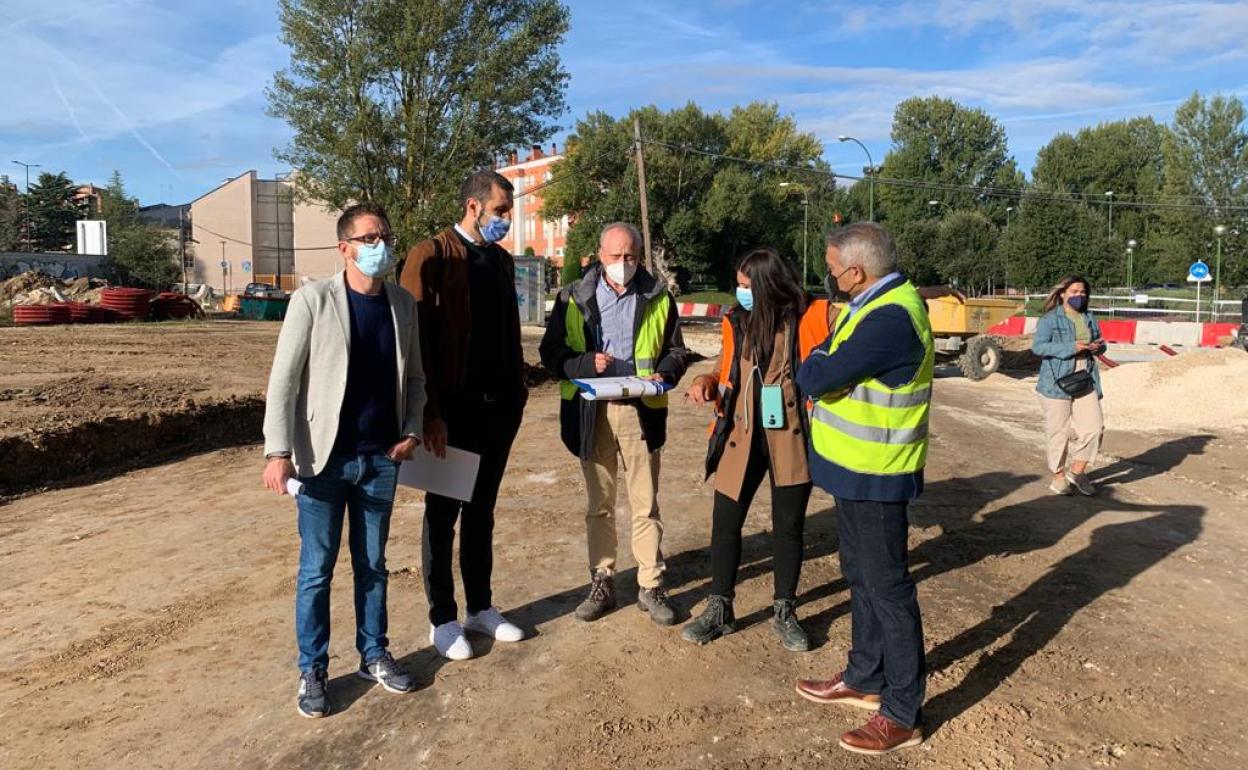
[710,430,811,602]
[835,496,925,729]
[422,395,523,626]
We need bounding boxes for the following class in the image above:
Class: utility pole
[633,118,653,272]
[179,207,188,292]
[12,160,40,250]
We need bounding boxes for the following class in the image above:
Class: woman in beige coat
[682,248,833,652]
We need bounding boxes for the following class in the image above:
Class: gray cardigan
[262,272,427,477]
[1031,307,1105,400]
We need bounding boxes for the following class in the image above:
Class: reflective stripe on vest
[809,280,935,477]
[559,291,671,408]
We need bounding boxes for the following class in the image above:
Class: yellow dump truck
[925,295,1023,380]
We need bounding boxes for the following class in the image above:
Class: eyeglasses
[345,232,395,246]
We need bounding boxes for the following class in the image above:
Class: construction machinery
[924,295,1023,380]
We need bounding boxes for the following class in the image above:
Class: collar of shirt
[453,223,481,246]
[596,273,636,303]
[847,271,902,317]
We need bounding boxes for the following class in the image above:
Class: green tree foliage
[99,171,180,289]
[1152,92,1248,285]
[878,96,1023,228]
[999,198,1119,290]
[0,176,21,251]
[542,102,830,289]
[560,253,583,287]
[26,171,83,251]
[267,0,570,248]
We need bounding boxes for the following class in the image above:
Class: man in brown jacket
[399,170,528,661]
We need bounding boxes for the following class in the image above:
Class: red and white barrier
[678,303,725,319]
[987,317,1239,349]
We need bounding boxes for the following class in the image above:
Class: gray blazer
[262,272,427,477]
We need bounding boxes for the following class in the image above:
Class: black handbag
[1055,368,1094,397]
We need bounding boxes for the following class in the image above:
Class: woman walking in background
[1032,275,1107,496]
[682,248,832,652]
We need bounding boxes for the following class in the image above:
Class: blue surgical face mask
[354,242,394,278]
[479,215,510,243]
[736,286,754,312]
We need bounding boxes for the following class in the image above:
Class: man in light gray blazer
[262,201,426,719]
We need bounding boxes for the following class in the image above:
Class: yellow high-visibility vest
[559,293,670,409]
[809,280,934,476]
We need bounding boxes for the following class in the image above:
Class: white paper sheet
[398,446,482,502]
[286,478,305,497]
[572,376,672,401]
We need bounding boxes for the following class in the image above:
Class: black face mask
[1066,295,1088,312]
[824,273,849,301]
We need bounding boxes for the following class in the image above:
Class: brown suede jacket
[398,228,527,421]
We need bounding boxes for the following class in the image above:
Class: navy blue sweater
[333,285,398,456]
[796,276,926,502]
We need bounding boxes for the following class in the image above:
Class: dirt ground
[2,321,1247,769]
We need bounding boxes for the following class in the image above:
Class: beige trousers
[1038,392,1104,474]
[581,401,665,588]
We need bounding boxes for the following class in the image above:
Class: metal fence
[1020,291,1244,323]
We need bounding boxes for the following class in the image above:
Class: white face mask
[605,260,636,286]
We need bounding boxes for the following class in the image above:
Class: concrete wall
[190,173,254,293]
[0,252,103,279]
[292,197,342,282]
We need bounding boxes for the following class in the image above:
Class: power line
[638,137,1248,215]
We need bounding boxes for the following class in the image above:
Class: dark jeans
[294,452,399,672]
[422,395,524,626]
[835,496,926,729]
[710,431,811,602]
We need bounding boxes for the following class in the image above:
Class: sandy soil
[1,322,1247,769]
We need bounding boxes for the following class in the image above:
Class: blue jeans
[295,452,399,672]
[835,497,926,729]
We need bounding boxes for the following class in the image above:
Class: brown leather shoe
[794,671,881,710]
[839,713,922,755]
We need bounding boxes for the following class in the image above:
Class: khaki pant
[1038,392,1104,474]
[581,401,665,588]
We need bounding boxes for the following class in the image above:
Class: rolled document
[286,478,305,497]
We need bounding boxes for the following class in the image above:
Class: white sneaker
[1065,471,1096,496]
[429,622,473,660]
[464,607,525,643]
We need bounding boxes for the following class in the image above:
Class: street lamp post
[1005,206,1015,294]
[927,199,950,214]
[12,160,41,250]
[1214,224,1227,320]
[1104,191,1114,239]
[779,182,810,287]
[1126,238,1138,289]
[837,135,874,222]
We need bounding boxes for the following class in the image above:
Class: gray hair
[599,222,643,253]
[825,222,898,278]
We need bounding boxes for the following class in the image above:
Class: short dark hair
[336,201,391,241]
[460,170,514,210]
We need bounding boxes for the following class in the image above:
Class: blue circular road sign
[1189,261,1210,280]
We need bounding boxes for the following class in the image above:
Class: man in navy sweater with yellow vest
[793,222,934,756]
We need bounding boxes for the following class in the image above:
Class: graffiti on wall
[0,253,101,280]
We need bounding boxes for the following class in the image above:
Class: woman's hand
[684,374,719,405]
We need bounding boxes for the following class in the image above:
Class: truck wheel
[960,336,1002,381]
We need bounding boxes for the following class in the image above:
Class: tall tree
[268,0,570,248]
[26,171,83,251]
[543,102,831,289]
[878,96,1023,229]
[99,171,180,289]
[1152,92,1248,285]
[999,197,1119,290]
[0,175,21,251]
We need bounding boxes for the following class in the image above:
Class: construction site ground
[2,320,1246,769]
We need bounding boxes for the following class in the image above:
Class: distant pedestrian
[1031,274,1107,496]
[794,222,932,756]
[682,248,832,652]
[262,202,426,718]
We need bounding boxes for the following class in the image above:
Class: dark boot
[681,594,735,645]
[637,586,678,626]
[773,599,810,652]
[575,570,616,622]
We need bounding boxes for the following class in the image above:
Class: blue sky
[2,0,1245,205]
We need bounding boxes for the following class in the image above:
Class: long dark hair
[1043,274,1091,313]
[736,248,804,357]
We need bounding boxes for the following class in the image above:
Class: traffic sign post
[1188,261,1211,322]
